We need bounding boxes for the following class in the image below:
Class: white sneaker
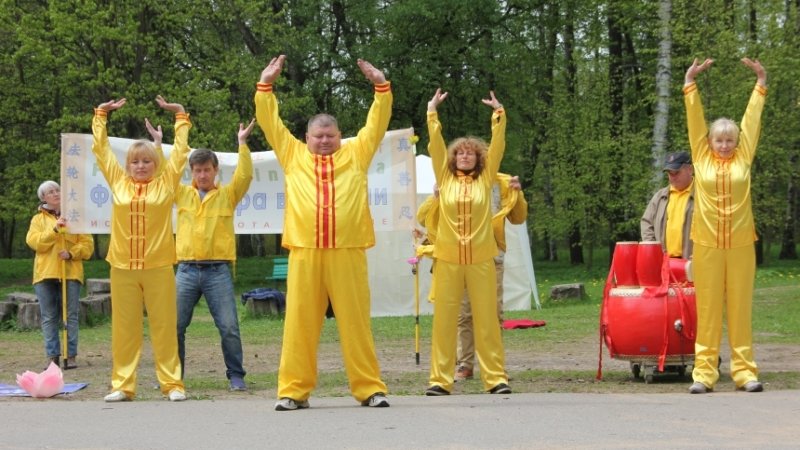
[168,389,187,402]
[104,391,130,402]
[742,380,764,392]
[361,392,390,407]
[274,397,310,411]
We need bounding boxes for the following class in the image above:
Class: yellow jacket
[175,144,253,261]
[26,208,93,284]
[427,108,506,264]
[92,110,192,269]
[684,82,765,248]
[416,172,527,252]
[255,82,392,249]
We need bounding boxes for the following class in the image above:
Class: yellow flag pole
[413,260,420,365]
[58,227,68,370]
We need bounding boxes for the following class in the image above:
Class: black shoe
[489,383,512,394]
[425,385,450,396]
[361,392,390,407]
[741,380,763,393]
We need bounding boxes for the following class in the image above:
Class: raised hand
[97,98,127,112]
[238,118,256,144]
[508,176,522,191]
[155,95,185,114]
[428,88,448,112]
[260,55,286,84]
[481,91,502,110]
[685,58,713,85]
[145,118,163,146]
[741,58,767,86]
[357,59,387,85]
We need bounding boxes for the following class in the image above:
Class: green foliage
[0,0,797,261]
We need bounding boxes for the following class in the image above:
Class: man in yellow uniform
[174,120,255,392]
[255,55,392,410]
[640,151,695,260]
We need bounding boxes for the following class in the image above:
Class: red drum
[612,242,639,287]
[602,287,696,360]
[669,258,691,285]
[636,241,664,286]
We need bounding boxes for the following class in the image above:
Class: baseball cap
[663,151,691,171]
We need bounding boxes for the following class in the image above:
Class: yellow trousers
[430,259,507,392]
[457,257,504,370]
[278,247,386,403]
[110,266,184,397]
[692,244,759,388]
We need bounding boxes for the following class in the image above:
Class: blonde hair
[447,137,488,177]
[708,118,740,143]
[125,141,161,176]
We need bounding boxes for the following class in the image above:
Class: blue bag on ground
[241,288,286,312]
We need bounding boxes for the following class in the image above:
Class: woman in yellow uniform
[424,88,510,396]
[26,181,93,369]
[683,57,767,394]
[92,96,191,402]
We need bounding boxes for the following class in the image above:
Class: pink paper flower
[407,256,419,265]
[16,362,64,398]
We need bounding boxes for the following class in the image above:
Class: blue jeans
[176,263,245,380]
[34,279,81,358]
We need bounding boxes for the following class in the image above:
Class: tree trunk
[779,166,798,259]
[0,218,15,258]
[651,0,672,189]
[569,226,583,265]
[607,0,626,253]
[238,234,254,257]
[755,240,764,265]
[564,3,583,265]
[92,234,102,260]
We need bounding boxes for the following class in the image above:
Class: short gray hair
[307,114,339,132]
[37,180,60,202]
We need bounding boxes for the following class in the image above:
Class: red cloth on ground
[502,319,546,329]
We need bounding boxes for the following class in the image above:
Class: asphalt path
[2,390,799,449]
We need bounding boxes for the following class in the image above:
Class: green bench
[266,257,288,288]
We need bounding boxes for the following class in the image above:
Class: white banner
[60,128,418,234]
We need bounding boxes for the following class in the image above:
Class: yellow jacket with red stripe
[416,172,526,252]
[92,110,192,269]
[427,108,506,264]
[175,144,253,261]
[255,82,392,249]
[684,82,765,249]
[26,208,93,284]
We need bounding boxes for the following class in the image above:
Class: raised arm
[230,118,255,203]
[484,91,506,179]
[254,55,300,162]
[427,89,449,183]
[91,99,128,184]
[155,95,192,189]
[352,58,393,161]
[684,58,713,87]
[683,59,711,161]
[738,58,768,163]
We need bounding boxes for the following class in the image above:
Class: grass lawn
[1,251,799,400]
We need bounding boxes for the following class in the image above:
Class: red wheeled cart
[597,242,697,383]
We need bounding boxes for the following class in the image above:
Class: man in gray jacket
[640,151,694,259]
